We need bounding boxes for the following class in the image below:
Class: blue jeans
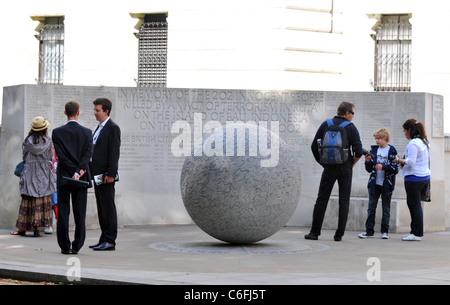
[365,185,392,235]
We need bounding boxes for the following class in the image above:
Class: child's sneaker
[44,226,53,234]
[381,232,389,239]
[358,232,374,239]
[402,233,422,241]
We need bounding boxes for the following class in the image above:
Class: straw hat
[31,116,50,131]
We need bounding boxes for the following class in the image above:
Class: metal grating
[138,14,168,87]
[374,15,411,92]
[38,17,64,85]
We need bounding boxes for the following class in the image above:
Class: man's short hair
[65,100,80,117]
[336,101,355,116]
[93,97,113,116]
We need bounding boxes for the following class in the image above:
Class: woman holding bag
[394,119,430,241]
[10,116,56,237]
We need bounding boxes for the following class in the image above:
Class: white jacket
[400,138,431,177]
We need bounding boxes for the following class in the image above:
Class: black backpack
[318,119,352,165]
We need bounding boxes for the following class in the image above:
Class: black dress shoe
[304,233,318,240]
[61,249,78,254]
[334,235,342,241]
[89,242,102,249]
[93,242,115,251]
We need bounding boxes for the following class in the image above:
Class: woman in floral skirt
[11,116,56,237]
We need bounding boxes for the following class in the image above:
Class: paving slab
[1,225,450,286]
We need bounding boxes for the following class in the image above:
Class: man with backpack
[305,101,363,241]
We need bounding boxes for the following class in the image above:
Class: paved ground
[1,224,450,286]
[0,278,56,285]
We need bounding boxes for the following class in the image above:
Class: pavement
[1,224,450,286]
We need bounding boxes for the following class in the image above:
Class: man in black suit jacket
[89,97,121,251]
[52,101,93,254]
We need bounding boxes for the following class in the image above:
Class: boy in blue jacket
[359,128,399,239]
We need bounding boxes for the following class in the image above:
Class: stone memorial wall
[0,85,446,232]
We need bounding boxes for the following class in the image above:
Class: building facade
[1,0,449,228]
[1,0,449,128]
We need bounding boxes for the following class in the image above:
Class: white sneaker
[381,233,389,239]
[44,226,53,234]
[402,233,421,241]
[358,232,374,239]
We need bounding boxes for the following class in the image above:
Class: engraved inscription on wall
[21,86,442,186]
[117,88,324,174]
[24,87,53,136]
[433,95,444,138]
[14,85,443,204]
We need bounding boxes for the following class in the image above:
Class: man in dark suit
[89,97,121,251]
[52,100,93,254]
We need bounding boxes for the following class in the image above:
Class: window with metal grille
[137,14,168,87]
[38,17,64,84]
[373,15,411,92]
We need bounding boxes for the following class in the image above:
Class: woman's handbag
[420,180,431,202]
[420,146,431,202]
[14,161,24,177]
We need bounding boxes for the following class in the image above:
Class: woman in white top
[395,119,430,241]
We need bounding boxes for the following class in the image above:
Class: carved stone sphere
[180,122,301,244]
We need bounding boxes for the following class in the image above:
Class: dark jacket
[52,121,93,188]
[311,116,363,167]
[90,118,121,178]
[365,144,399,194]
